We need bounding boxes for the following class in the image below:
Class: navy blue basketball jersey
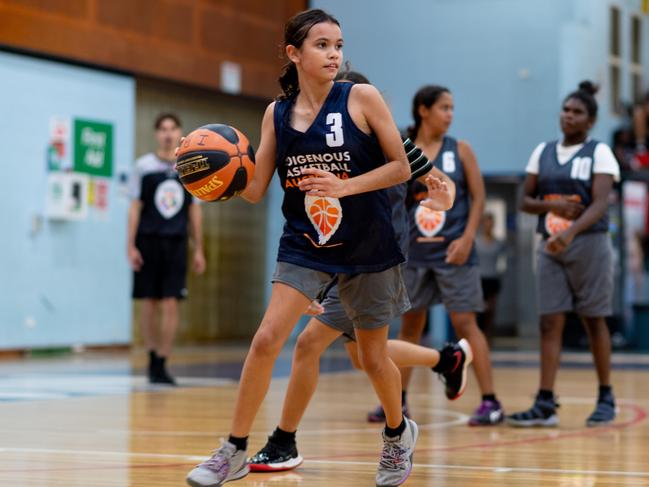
[274,82,404,273]
[407,136,476,265]
[130,153,193,237]
[388,182,409,257]
[535,139,608,238]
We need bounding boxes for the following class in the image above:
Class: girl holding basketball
[187,9,440,487]
[245,70,472,474]
[507,82,619,427]
[367,85,505,427]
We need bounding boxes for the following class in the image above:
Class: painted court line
[1,447,648,478]
[98,410,470,438]
[313,402,647,461]
[306,459,649,478]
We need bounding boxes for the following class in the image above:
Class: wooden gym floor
[0,345,648,486]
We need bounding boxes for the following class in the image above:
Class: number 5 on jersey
[326,113,344,147]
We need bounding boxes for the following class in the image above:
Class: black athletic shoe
[437,339,473,400]
[506,395,559,427]
[586,392,616,427]
[367,403,410,423]
[248,438,303,472]
[151,367,177,385]
[147,351,158,382]
[149,355,177,386]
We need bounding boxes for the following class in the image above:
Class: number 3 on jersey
[325,113,344,147]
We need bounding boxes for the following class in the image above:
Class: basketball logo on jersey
[155,179,185,219]
[415,205,446,238]
[442,151,456,173]
[304,195,343,245]
[544,212,573,236]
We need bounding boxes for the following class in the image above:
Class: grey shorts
[318,286,356,341]
[537,232,613,317]
[272,261,411,329]
[404,262,484,313]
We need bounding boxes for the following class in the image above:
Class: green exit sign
[73,119,113,177]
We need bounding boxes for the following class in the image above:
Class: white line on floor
[1,447,647,478]
[306,459,649,478]
[95,411,470,438]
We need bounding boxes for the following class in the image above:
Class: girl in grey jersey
[389,85,504,427]
[507,81,620,428]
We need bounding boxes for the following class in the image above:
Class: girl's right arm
[240,102,277,204]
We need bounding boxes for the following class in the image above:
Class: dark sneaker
[506,396,558,427]
[248,438,303,472]
[469,400,505,426]
[147,351,158,382]
[148,353,177,385]
[586,392,616,427]
[150,365,177,385]
[376,418,418,487]
[186,440,249,486]
[368,403,410,423]
[437,339,473,400]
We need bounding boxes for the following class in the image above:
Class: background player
[507,81,620,427]
[476,212,507,343]
[127,113,206,385]
[368,86,505,426]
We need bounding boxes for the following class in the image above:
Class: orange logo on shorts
[545,212,573,236]
[304,195,343,245]
[415,205,446,238]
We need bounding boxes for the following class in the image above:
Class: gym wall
[0,0,307,99]
[134,78,268,342]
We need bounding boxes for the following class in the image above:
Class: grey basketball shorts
[272,261,411,330]
[404,261,484,313]
[536,232,613,317]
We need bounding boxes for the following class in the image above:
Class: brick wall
[0,0,306,99]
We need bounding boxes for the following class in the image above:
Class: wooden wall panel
[133,78,269,342]
[0,0,307,99]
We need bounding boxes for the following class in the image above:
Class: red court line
[311,403,647,461]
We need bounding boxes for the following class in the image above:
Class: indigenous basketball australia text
[284,150,352,187]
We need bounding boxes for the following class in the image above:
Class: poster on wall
[47,116,71,171]
[88,178,109,213]
[73,119,113,178]
[46,116,114,218]
[46,172,89,220]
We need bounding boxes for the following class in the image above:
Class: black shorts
[481,278,501,300]
[133,235,188,300]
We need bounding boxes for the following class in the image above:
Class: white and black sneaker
[437,339,473,400]
[248,438,303,472]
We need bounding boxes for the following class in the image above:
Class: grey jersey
[535,140,608,238]
[407,136,476,265]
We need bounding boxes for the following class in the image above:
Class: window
[609,6,623,114]
[630,14,643,104]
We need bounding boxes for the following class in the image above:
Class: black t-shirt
[129,153,194,237]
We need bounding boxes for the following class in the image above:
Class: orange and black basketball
[176,124,255,202]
